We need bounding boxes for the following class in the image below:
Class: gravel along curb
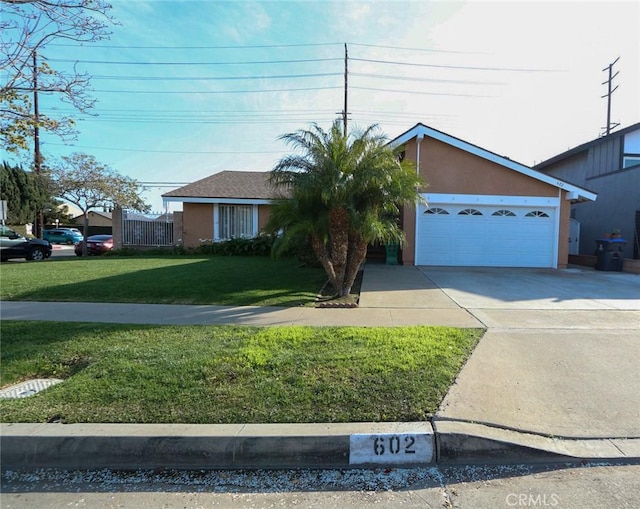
[2,421,637,470]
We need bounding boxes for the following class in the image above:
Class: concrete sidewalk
[0,266,483,328]
[2,264,639,469]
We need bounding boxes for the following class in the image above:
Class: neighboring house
[72,210,113,228]
[535,122,640,260]
[162,171,285,247]
[165,124,597,269]
[390,124,596,268]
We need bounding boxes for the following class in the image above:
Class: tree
[0,160,66,225]
[1,0,116,152]
[267,120,425,297]
[50,153,148,255]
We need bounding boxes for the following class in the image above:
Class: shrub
[195,234,274,257]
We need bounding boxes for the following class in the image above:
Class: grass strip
[0,256,326,307]
[0,321,482,424]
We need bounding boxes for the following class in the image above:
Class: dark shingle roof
[162,171,285,200]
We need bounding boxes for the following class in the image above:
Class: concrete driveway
[414,266,640,440]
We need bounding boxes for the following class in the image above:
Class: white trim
[391,124,597,202]
[421,193,560,208]
[213,204,219,240]
[551,188,561,269]
[163,197,272,205]
[414,202,420,265]
[252,205,259,237]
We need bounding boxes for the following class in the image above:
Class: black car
[0,226,53,262]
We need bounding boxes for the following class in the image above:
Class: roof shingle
[162,171,285,200]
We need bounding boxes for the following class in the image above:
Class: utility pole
[601,57,620,136]
[33,50,44,238]
[33,50,44,239]
[343,43,348,136]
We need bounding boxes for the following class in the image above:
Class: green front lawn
[0,256,326,307]
[0,322,482,424]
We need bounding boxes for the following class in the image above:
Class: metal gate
[122,210,174,246]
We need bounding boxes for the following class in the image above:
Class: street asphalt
[1,263,639,469]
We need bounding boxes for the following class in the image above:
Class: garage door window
[525,210,550,218]
[425,207,449,215]
[492,209,516,216]
[459,208,483,216]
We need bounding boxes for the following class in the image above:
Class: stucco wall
[558,191,571,268]
[401,136,568,267]
[410,137,557,197]
[72,212,112,228]
[182,203,213,248]
[258,205,272,231]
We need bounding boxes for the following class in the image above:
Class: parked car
[43,228,84,245]
[0,226,52,262]
[74,234,114,256]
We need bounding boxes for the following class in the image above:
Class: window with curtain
[219,205,253,239]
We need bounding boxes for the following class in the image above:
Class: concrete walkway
[0,266,482,328]
[2,263,639,468]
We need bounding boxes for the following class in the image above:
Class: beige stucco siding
[258,205,272,231]
[180,203,272,247]
[402,137,568,267]
[182,203,213,248]
[411,137,557,196]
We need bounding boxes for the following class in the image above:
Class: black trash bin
[594,239,626,271]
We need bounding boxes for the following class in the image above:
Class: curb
[2,421,639,471]
[0,422,434,470]
[433,420,640,465]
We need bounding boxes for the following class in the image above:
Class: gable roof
[535,122,640,170]
[163,171,284,202]
[390,123,597,202]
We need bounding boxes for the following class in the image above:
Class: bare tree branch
[1,0,117,154]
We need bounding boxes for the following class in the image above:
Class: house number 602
[373,435,416,455]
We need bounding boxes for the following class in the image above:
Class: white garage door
[415,199,558,267]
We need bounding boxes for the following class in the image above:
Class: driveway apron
[418,267,640,439]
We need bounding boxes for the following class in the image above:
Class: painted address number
[349,433,433,465]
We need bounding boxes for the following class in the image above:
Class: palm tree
[267,120,425,297]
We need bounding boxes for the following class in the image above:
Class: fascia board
[162,197,272,205]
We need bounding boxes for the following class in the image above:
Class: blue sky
[7,1,640,212]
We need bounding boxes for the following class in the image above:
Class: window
[492,209,516,217]
[623,156,640,168]
[219,205,253,239]
[458,208,482,216]
[525,210,549,218]
[424,207,449,215]
[623,130,640,168]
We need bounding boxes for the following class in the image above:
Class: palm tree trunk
[310,233,340,294]
[329,206,349,290]
[341,233,368,296]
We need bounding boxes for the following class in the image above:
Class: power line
[351,57,561,73]
[45,57,342,66]
[89,73,341,81]
[348,42,485,55]
[47,42,343,49]
[48,41,480,54]
[351,72,503,85]
[45,143,289,154]
[88,86,341,94]
[351,86,494,98]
